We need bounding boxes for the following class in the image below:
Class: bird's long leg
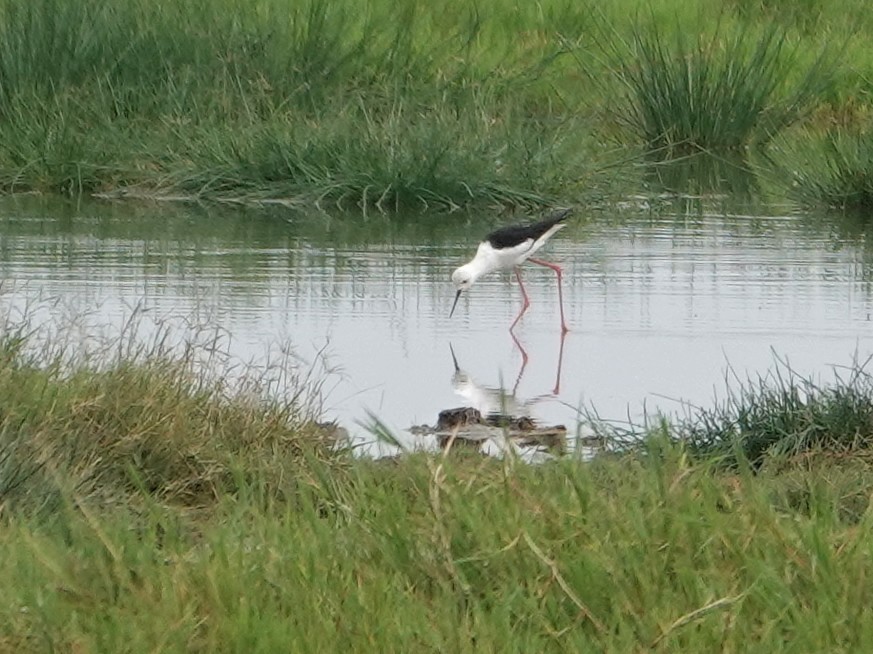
[528,257,569,333]
[552,328,567,395]
[509,266,531,331]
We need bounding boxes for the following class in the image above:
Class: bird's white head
[451,263,479,291]
[449,263,482,318]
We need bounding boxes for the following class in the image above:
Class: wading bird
[450,208,571,332]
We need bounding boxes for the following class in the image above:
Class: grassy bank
[0,320,335,516]
[4,325,873,649]
[9,450,873,652]
[1,0,872,211]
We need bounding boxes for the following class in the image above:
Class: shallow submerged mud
[407,405,573,456]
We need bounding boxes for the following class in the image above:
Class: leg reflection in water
[449,329,567,419]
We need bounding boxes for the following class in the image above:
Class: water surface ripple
[1,200,871,452]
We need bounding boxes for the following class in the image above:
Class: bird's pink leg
[527,258,569,333]
[509,267,530,331]
[552,329,567,395]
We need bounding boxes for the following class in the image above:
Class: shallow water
[1,196,872,454]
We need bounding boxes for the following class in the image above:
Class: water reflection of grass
[641,151,762,208]
[4,318,873,648]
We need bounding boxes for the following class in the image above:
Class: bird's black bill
[449,289,462,318]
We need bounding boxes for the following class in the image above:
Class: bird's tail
[545,207,573,227]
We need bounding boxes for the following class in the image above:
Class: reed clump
[785,130,873,212]
[600,23,832,153]
[593,359,873,470]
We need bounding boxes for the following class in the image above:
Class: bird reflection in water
[448,329,567,424]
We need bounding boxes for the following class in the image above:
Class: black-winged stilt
[449,208,572,332]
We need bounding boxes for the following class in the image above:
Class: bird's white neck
[466,244,500,278]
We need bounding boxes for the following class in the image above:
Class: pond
[1,192,871,455]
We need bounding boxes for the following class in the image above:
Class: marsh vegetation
[1,0,872,210]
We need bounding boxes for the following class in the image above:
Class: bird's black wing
[485,208,572,249]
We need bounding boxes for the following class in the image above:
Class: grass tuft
[597,358,873,469]
[0,317,334,515]
[785,129,873,212]
[601,22,833,152]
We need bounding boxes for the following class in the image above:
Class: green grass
[0,0,872,209]
[592,357,873,470]
[0,0,596,210]
[3,316,873,649]
[780,129,873,212]
[0,320,335,516]
[7,438,873,650]
[596,22,833,152]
